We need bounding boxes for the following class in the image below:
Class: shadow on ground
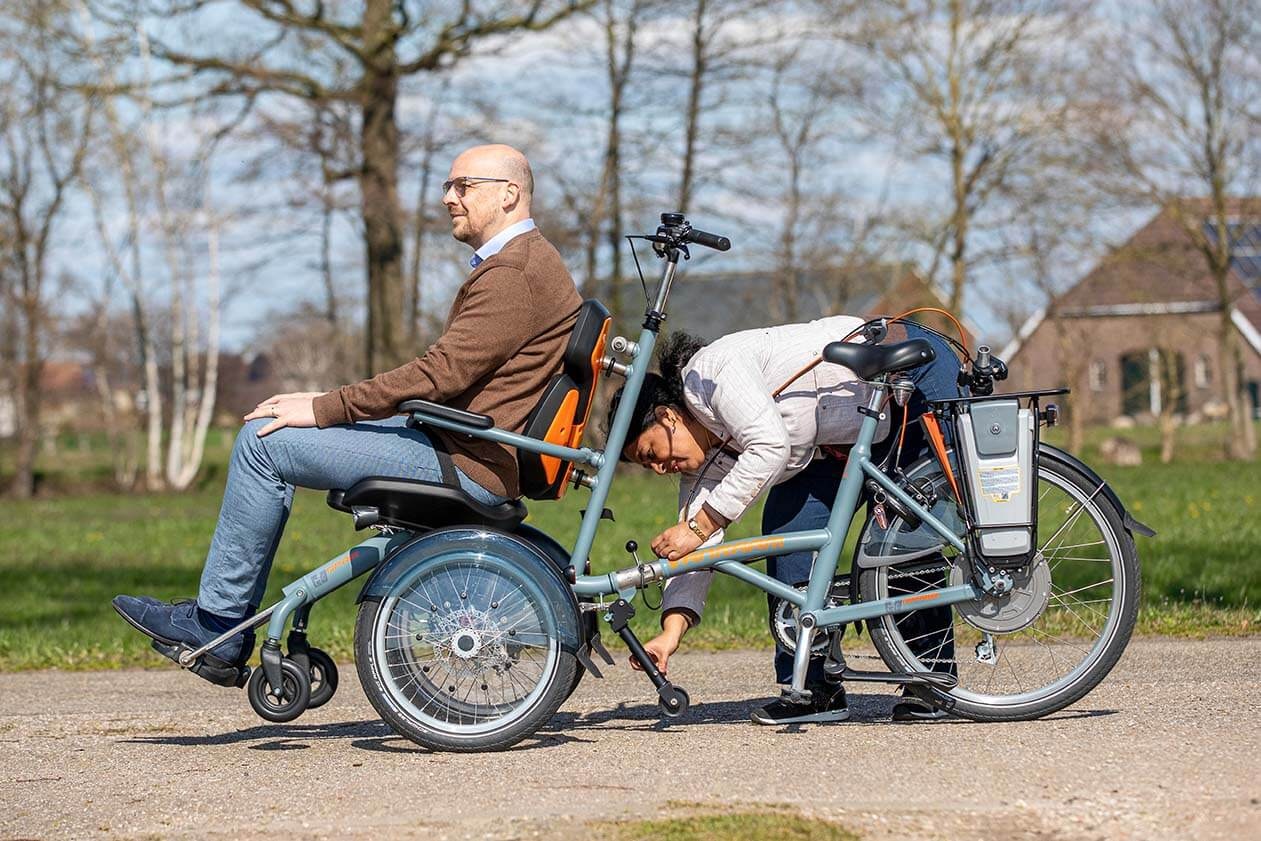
[116,691,1115,755]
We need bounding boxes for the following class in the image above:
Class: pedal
[838,668,957,690]
[780,686,813,705]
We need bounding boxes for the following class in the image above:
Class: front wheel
[354,528,579,752]
[858,451,1141,721]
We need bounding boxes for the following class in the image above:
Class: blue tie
[469,254,483,269]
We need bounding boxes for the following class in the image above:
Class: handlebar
[683,227,731,251]
[651,212,732,255]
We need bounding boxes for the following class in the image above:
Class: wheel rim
[875,463,1126,708]
[373,552,560,736]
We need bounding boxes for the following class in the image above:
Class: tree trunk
[677,0,708,215]
[11,357,39,499]
[358,36,406,375]
[170,226,222,490]
[1217,308,1255,459]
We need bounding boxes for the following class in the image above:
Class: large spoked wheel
[858,449,1140,721]
[355,529,579,752]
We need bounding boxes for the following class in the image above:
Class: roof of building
[1003,199,1261,360]
[663,262,977,344]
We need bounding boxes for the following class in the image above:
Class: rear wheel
[858,451,1140,721]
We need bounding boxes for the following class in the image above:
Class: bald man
[113,144,583,686]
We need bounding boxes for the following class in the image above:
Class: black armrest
[399,399,494,430]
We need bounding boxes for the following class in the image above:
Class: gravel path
[1,638,1258,840]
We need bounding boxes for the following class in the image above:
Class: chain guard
[768,578,849,655]
[949,553,1051,633]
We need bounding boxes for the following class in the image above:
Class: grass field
[0,422,1257,670]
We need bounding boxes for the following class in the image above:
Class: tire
[858,449,1141,722]
[246,659,311,723]
[306,648,339,709]
[354,528,579,752]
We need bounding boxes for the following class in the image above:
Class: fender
[354,527,583,654]
[1039,444,1156,537]
[512,523,588,579]
[512,523,600,647]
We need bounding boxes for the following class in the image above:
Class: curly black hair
[605,331,707,460]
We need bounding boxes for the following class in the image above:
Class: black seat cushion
[327,477,527,532]
[822,338,936,380]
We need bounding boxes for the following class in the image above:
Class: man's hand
[629,612,689,675]
[244,395,319,437]
[257,391,326,404]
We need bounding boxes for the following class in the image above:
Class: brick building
[1001,201,1261,424]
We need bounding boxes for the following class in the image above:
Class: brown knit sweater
[312,229,582,497]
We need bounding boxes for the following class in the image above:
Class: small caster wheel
[306,647,339,709]
[657,684,690,719]
[247,658,310,723]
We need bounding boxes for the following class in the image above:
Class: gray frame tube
[568,259,679,573]
[265,532,412,641]
[861,461,968,552]
[812,582,980,625]
[408,412,603,467]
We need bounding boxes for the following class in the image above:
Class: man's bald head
[452,144,534,200]
[444,144,535,248]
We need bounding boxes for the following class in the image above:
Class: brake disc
[949,553,1051,633]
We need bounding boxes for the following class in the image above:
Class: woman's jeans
[764,325,960,685]
[197,415,504,618]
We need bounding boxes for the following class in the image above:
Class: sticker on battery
[978,465,1021,502]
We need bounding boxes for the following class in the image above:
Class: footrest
[154,641,250,688]
[838,668,957,690]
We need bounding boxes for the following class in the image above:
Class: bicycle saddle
[821,338,936,379]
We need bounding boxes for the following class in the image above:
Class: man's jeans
[197,415,505,617]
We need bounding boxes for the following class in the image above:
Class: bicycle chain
[847,563,958,664]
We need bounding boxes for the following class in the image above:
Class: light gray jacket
[661,315,890,623]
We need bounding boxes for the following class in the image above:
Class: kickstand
[605,598,690,718]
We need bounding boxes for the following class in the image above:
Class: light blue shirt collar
[470,218,536,269]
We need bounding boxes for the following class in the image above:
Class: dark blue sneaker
[112,596,254,687]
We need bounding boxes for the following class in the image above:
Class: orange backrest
[517,300,612,500]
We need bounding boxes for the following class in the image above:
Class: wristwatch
[686,517,708,541]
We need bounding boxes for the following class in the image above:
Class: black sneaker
[751,683,849,725]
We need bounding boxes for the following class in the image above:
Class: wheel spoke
[874,458,1132,713]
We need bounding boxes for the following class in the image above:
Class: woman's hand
[650,505,725,561]
[629,611,690,675]
[650,522,704,561]
[244,395,318,437]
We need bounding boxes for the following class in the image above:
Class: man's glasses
[442,176,510,197]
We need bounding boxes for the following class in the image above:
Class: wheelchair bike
[166,212,1153,752]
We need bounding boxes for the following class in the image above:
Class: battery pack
[955,399,1034,559]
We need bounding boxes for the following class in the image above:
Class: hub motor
[949,553,1051,633]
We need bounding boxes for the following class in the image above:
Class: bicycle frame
[194,250,981,696]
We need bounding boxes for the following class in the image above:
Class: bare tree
[90,0,595,375]
[837,0,1087,318]
[0,1,96,497]
[1091,0,1260,459]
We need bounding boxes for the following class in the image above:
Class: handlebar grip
[685,228,731,251]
